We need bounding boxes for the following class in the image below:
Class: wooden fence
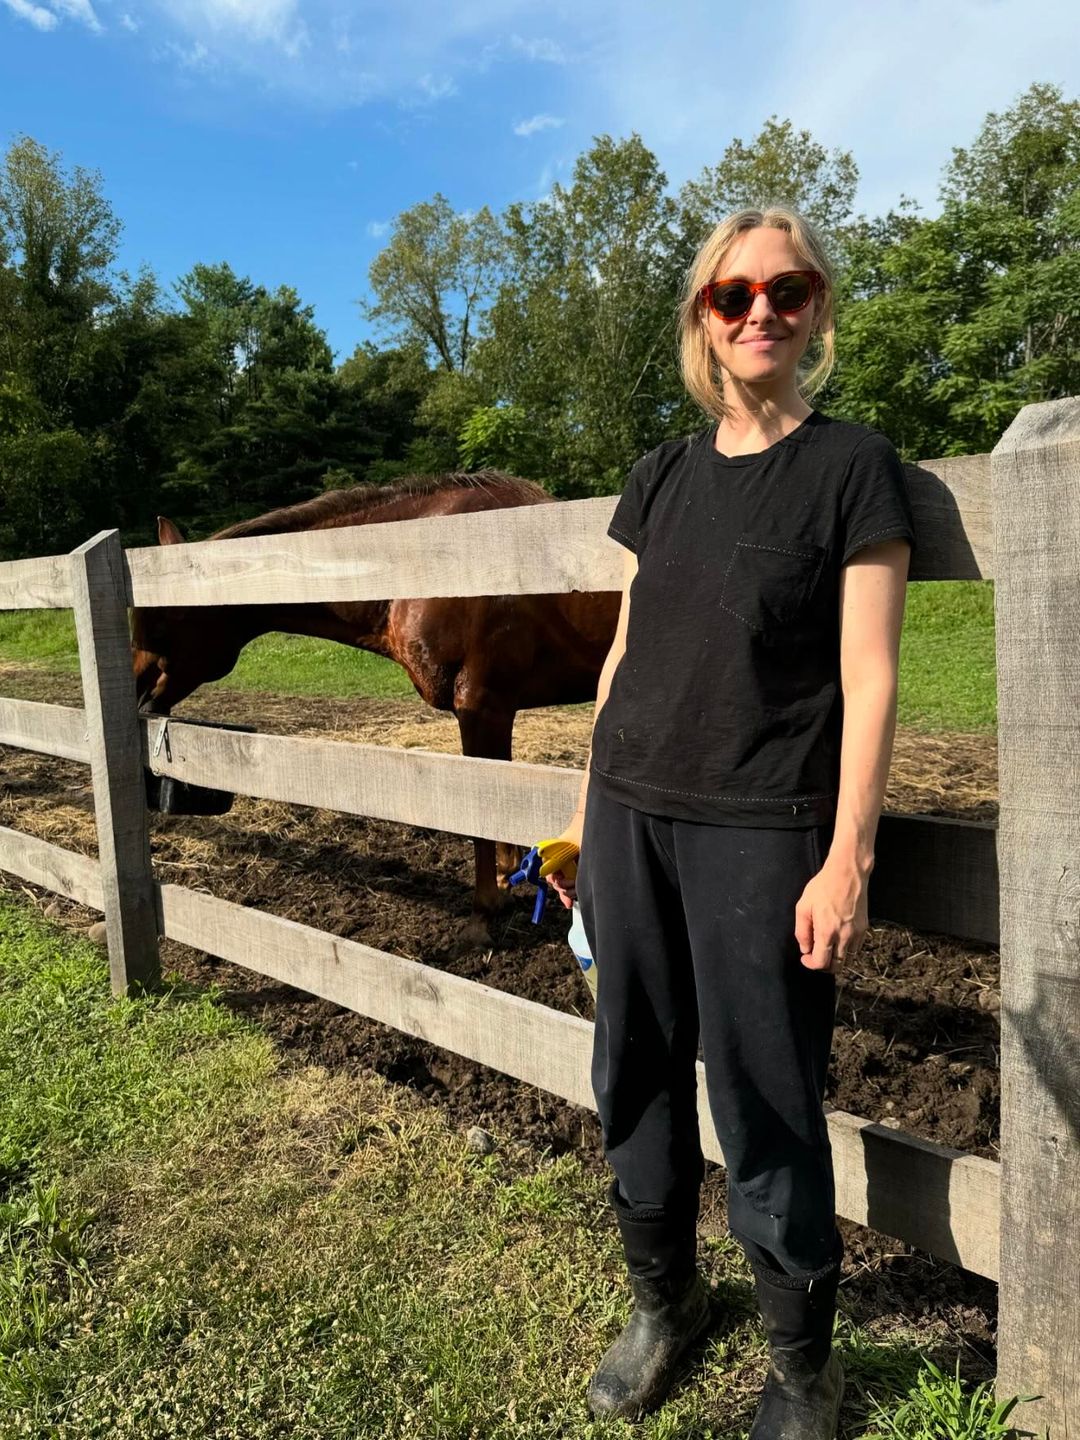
[0,395,1077,1434]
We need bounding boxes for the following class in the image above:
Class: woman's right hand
[544,820,583,909]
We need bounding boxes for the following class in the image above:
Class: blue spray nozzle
[508,845,549,924]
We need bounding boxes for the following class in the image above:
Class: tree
[828,83,1080,457]
[472,135,685,493]
[161,262,382,527]
[0,135,120,422]
[365,195,505,374]
[678,115,859,251]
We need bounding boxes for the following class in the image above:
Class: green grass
[0,609,418,700]
[0,580,996,727]
[0,897,1038,1439]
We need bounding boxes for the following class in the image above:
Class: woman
[548,205,916,1439]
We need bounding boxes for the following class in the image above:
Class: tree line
[0,81,1076,560]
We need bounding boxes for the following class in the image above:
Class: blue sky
[2,0,1078,364]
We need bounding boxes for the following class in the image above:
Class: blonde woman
[548,206,915,1438]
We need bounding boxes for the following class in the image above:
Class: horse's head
[131,516,246,715]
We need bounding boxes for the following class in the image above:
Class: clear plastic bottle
[568,900,597,1002]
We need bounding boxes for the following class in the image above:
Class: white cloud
[366,220,390,237]
[2,0,59,29]
[415,72,457,101]
[119,9,138,28]
[513,112,564,137]
[152,0,306,54]
[509,33,567,64]
[2,0,101,29]
[51,0,101,28]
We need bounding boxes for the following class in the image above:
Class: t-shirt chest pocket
[719,533,827,632]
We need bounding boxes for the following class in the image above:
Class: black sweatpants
[576,779,842,1280]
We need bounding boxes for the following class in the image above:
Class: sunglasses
[698,269,822,324]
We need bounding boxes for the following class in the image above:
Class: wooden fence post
[992,396,1080,1434]
[70,529,160,996]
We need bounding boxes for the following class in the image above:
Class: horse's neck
[237,597,391,653]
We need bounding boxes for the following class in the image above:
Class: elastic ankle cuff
[748,1237,843,1291]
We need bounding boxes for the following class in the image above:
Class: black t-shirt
[591,409,917,827]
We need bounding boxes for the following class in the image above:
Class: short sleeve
[838,432,917,567]
[607,457,649,555]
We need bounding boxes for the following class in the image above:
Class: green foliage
[830,83,1080,458]
[474,134,686,494]
[859,1357,1039,1439]
[458,402,535,472]
[365,193,505,374]
[677,113,859,246]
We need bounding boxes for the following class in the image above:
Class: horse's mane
[211,470,552,541]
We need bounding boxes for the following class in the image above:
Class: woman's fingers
[547,869,576,907]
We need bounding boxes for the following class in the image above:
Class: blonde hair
[677,205,836,423]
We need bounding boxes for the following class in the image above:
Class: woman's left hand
[794,857,870,973]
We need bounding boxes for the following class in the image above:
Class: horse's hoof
[452,916,495,956]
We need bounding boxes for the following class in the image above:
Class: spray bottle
[508,838,597,1003]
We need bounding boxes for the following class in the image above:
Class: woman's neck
[714,394,815,456]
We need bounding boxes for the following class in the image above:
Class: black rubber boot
[748,1251,844,1439]
[586,1182,712,1421]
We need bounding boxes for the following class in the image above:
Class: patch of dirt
[0,662,1001,1359]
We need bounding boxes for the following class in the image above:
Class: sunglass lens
[712,282,752,318]
[769,273,813,311]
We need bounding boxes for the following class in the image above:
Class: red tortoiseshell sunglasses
[698,269,822,323]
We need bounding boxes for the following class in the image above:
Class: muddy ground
[0,663,1001,1363]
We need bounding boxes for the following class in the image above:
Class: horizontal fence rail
[0,701,1001,945]
[0,822,1001,1279]
[1,452,991,612]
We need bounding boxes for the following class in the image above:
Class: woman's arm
[832,538,912,868]
[795,537,911,970]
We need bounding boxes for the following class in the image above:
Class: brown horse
[130,470,619,949]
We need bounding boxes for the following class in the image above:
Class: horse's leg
[453,703,522,953]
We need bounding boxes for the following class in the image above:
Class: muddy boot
[747,1251,844,1439]
[586,1182,712,1421]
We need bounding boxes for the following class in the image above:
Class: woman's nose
[746,290,777,322]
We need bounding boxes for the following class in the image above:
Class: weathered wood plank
[141,717,1000,944]
[826,1109,1000,1278]
[121,457,987,608]
[992,397,1080,1431]
[906,452,991,580]
[0,699,89,762]
[0,825,103,908]
[157,880,1001,1277]
[70,531,160,996]
[0,556,73,610]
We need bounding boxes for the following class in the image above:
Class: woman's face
[702,226,822,391]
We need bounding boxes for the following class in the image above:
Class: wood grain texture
[70,530,160,996]
[992,396,1080,1433]
[141,717,1001,944]
[0,824,103,907]
[0,553,73,610]
[0,699,89,762]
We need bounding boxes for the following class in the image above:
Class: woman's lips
[739,336,784,346]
